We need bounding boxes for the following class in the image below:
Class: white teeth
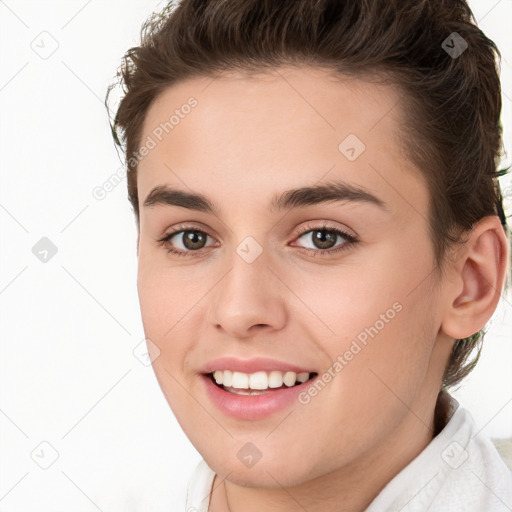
[231,371,249,389]
[268,370,284,388]
[211,369,313,390]
[222,370,233,387]
[283,371,296,387]
[249,371,268,390]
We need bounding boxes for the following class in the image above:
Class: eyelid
[294,221,357,241]
[158,222,217,243]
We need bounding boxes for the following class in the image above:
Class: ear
[440,215,510,339]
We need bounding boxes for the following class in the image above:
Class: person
[105,0,512,510]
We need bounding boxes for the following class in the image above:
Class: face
[136,66,452,488]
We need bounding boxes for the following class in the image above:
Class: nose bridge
[208,234,287,335]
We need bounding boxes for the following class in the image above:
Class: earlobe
[440,216,509,340]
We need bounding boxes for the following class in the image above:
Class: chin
[206,454,321,489]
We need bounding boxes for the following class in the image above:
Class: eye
[157,222,358,258]
[157,225,216,257]
[292,222,357,256]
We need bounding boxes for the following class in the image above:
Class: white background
[0,0,511,510]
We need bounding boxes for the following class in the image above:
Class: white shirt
[185,398,512,511]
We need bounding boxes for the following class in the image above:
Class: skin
[135,66,509,512]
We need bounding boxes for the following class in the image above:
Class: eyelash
[156,222,358,258]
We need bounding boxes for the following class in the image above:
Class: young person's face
[136,66,455,487]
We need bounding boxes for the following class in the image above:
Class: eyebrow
[143,180,389,215]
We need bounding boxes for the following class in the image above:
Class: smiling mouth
[207,371,319,395]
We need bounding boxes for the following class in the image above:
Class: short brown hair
[106,0,510,389]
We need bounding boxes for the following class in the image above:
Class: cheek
[136,247,190,332]
[290,289,437,468]
[136,267,194,416]
[286,247,425,349]
[137,276,173,339]
[136,259,187,374]
[293,242,438,399]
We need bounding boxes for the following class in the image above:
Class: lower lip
[201,374,317,420]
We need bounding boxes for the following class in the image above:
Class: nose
[207,245,287,339]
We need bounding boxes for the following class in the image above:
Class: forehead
[136,65,428,221]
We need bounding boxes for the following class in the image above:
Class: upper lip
[199,356,317,375]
